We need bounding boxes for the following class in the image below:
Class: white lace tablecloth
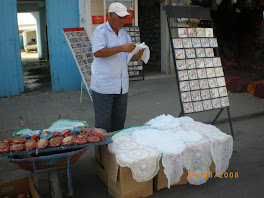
[109,115,233,186]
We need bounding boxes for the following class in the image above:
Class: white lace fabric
[108,135,161,182]
[109,115,233,186]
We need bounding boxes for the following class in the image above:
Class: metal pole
[211,108,224,125]
[67,157,73,196]
[227,106,235,138]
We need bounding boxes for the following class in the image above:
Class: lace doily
[145,114,181,130]
[181,121,228,142]
[183,138,212,185]
[210,135,233,175]
[176,129,203,143]
[162,153,183,188]
[132,129,186,155]
[108,135,161,182]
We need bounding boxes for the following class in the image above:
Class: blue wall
[0,0,24,97]
[46,0,81,92]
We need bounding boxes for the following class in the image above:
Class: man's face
[108,13,127,31]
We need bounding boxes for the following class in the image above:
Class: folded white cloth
[127,42,150,64]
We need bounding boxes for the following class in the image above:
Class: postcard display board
[124,26,144,80]
[63,28,93,101]
[165,6,234,137]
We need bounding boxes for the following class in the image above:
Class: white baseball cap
[108,2,130,17]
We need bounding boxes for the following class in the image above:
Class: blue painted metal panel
[19,35,24,49]
[46,0,81,92]
[0,0,24,97]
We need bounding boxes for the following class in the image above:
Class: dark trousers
[91,90,128,133]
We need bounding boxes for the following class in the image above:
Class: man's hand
[122,43,136,53]
[131,48,145,61]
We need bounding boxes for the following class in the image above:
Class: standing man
[91,2,144,132]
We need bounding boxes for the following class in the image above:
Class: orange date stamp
[188,172,239,179]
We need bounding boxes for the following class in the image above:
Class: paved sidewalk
[0,74,264,197]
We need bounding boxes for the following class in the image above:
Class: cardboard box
[98,145,153,198]
[247,80,264,95]
[0,177,39,198]
[154,160,188,191]
[210,161,215,173]
[92,157,108,186]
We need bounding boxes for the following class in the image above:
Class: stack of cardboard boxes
[93,144,216,198]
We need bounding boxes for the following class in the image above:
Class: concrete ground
[0,74,264,198]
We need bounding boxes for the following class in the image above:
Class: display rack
[124,26,144,80]
[63,28,93,102]
[165,6,234,137]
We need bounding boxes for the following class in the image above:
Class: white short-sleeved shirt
[91,21,131,94]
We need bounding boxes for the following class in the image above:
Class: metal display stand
[165,6,234,137]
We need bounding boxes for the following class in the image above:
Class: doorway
[17,0,51,93]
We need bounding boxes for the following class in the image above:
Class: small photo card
[176,60,187,70]
[178,70,189,81]
[192,38,202,48]
[217,77,226,87]
[205,28,214,37]
[199,79,209,89]
[212,98,222,109]
[206,68,216,78]
[180,81,190,91]
[215,67,224,77]
[188,69,198,80]
[181,92,192,102]
[185,49,196,58]
[186,59,196,69]
[196,48,206,58]
[197,68,207,79]
[66,32,74,38]
[196,28,205,37]
[191,91,202,101]
[203,99,213,110]
[201,89,211,100]
[209,38,218,47]
[205,48,214,57]
[201,38,210,47]
[187,28,197,37]
[220,97,230,107]
[218,87,228,97]
[175,49,185,59]
[208,78,218,88]
[193,101,204,112]
[173,38,183,49]
[204,58,214,67]
[213,57,222,66]
[178,28,188,38]
[182,38,193,48]
[210,88,220,98]
[183,102,194,113]
[195,58,205,68]
[190,80,200,90]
